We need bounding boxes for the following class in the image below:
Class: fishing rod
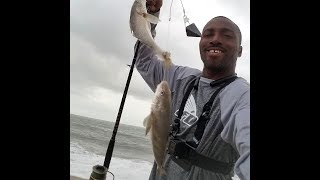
[89,1,201,179]
[89,41,142,180]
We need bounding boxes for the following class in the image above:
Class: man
[135,0,250,179]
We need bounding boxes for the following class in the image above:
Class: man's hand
[146,0,163,13]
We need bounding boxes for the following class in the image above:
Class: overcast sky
[70,0,250,127]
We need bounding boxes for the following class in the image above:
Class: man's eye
[203,33,211,37]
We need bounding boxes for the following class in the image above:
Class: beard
[203,59,228,73]
[202,56,237,75]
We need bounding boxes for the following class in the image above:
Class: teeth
[209,50,221,53]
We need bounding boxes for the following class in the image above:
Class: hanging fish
[143,81,171,175]
[129,0,172,69]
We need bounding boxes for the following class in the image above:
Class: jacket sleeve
[133,11,200,92]
[220,81,250,180]
[232,90,250,180]
[133,11,171,92]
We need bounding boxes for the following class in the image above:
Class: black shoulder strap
[169,76,238,174]
[171,75,237,137]
[177,77,199,118]
[171,76,199,136]
[170,141,235,174]
[193,75,238,143]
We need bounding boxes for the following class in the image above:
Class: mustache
[206,43,226,51]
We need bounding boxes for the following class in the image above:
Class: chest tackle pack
[167,75,238,174]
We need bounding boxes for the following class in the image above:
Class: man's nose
[209,35,222,45]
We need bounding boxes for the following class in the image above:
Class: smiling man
[200,16,243,80]
[133,1,250,180]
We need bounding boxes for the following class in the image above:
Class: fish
[143,80,172,175]
[129,0,172,69]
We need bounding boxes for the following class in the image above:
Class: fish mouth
[156,82,170,96]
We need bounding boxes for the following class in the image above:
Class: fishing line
[179,0,190,28]
[169,0,174,22]
[163,0,174,82]
[165,0,174,52]
[165,0,197,49]
[107,170,115,180]
[166,0,188,47]
[178,0,201,37]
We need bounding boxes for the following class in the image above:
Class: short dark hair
[212,16,242,45]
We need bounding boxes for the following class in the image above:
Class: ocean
[70,113,154,179]
[70,114,240,180]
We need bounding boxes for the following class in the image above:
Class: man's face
[199,17,242,74]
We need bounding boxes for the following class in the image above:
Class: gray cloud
[70,32,154,101]
[217,0,250,15]
[70,0,250,122]
[70,0,135,63]
[70,0,157,101]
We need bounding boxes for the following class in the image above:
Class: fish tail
[162,51,172,69]
[157,166,166,175]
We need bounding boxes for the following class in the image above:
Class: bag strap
[193,75,238,143]
[169,142,235,174]
[169,75,239,174]
[171,76,199,136]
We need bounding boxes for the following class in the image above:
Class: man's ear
[238,46,243,57]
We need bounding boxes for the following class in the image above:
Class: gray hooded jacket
[134,11,250,180]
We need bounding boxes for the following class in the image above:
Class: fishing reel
[90,165,107,180]
[90,164,115,180]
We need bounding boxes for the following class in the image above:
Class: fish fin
[144,113,154,135]
[143,114,150,127]
[143,13,160,24]
[145,118,152,135]
[147,21,151,31]
[162,51,172,69]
